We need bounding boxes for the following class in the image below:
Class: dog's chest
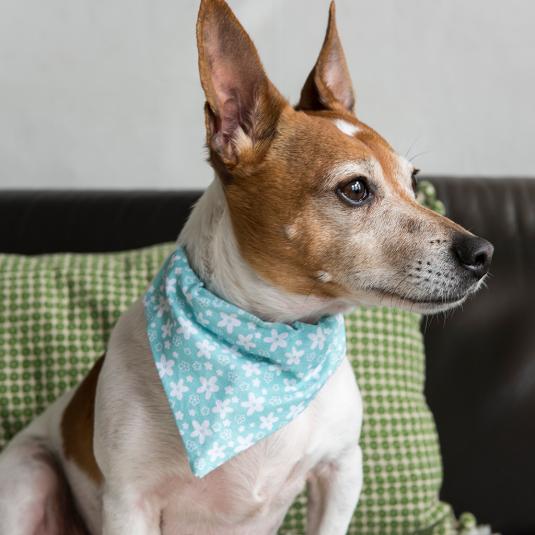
[158,400,345,534]
[160,428,310,534]
[93,303,363,535]
[155,357,362,534]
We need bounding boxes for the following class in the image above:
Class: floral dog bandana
[144,247,347,477]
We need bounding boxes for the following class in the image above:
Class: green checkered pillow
[0,183,478,534]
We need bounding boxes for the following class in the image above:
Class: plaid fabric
[0,183,476,534]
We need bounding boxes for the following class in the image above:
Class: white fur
[179,180,352,323]
[325,159,383,191]
[0,178,363,535]
[333,119,360,137]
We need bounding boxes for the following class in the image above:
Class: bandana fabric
[143,247,347,478]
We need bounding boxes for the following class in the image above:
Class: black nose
[452,234,494,279]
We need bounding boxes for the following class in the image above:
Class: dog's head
[196,0,493,315]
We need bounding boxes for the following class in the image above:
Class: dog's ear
[197,0,286,167]
[297,1,355,114]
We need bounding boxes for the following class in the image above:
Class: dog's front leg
[102,489,162,535]
[306,445,363,535]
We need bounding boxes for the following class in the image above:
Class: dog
[0,1,493,534]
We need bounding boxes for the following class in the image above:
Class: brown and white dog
[0,1,493,534]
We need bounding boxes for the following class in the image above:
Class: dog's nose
[452,234,494,279]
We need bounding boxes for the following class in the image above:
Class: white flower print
[177,317,198,340]
[191,420,212,445]
[197,376,219,400]
[156,355,174,378]
[264,329,288,352]
[285,347,304,366]
[198,313,210,326]
[207,442,226,462]
[240,393,265,416]
[228,371,239,382]
[175,410,184,421]
[237,333,256,350]
[242,362,260,377]
[259,412,279,431]
[161,319,172,339]
[287,402,306,420]
[178,360,191,373]
[308,327,326,350]
[155,296,169,318]
[235,433,254,453]
[196,339,216,359]
[217,312,241,334]
[212,398,234,419]
[283,378,297,392]
[165,278,177,293]
[170,378,189,400]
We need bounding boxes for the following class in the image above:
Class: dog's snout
[452,234,494,279]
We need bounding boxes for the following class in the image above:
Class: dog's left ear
[297,1,355,114]
[197,0,286,168]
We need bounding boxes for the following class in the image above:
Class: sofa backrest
[1,177,534,534]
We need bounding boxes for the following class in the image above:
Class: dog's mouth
[366,287,471,314]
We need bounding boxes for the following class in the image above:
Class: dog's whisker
[408,150,431,163]
[405,135,423,160]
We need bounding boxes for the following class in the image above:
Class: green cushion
[0,183,476,534]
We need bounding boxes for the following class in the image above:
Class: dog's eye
[337,178,370,206]
[411,168,421,193]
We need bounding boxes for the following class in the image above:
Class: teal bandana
[143,247,347,478]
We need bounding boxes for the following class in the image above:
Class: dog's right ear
[197,0,286,168]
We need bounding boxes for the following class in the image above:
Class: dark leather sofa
[1,177,534,535]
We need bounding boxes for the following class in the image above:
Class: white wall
[0,0,534,190]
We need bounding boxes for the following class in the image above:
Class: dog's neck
[178,180,350,324]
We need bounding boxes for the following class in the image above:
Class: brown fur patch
[61,356,104,484]
[224,108,371,298]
